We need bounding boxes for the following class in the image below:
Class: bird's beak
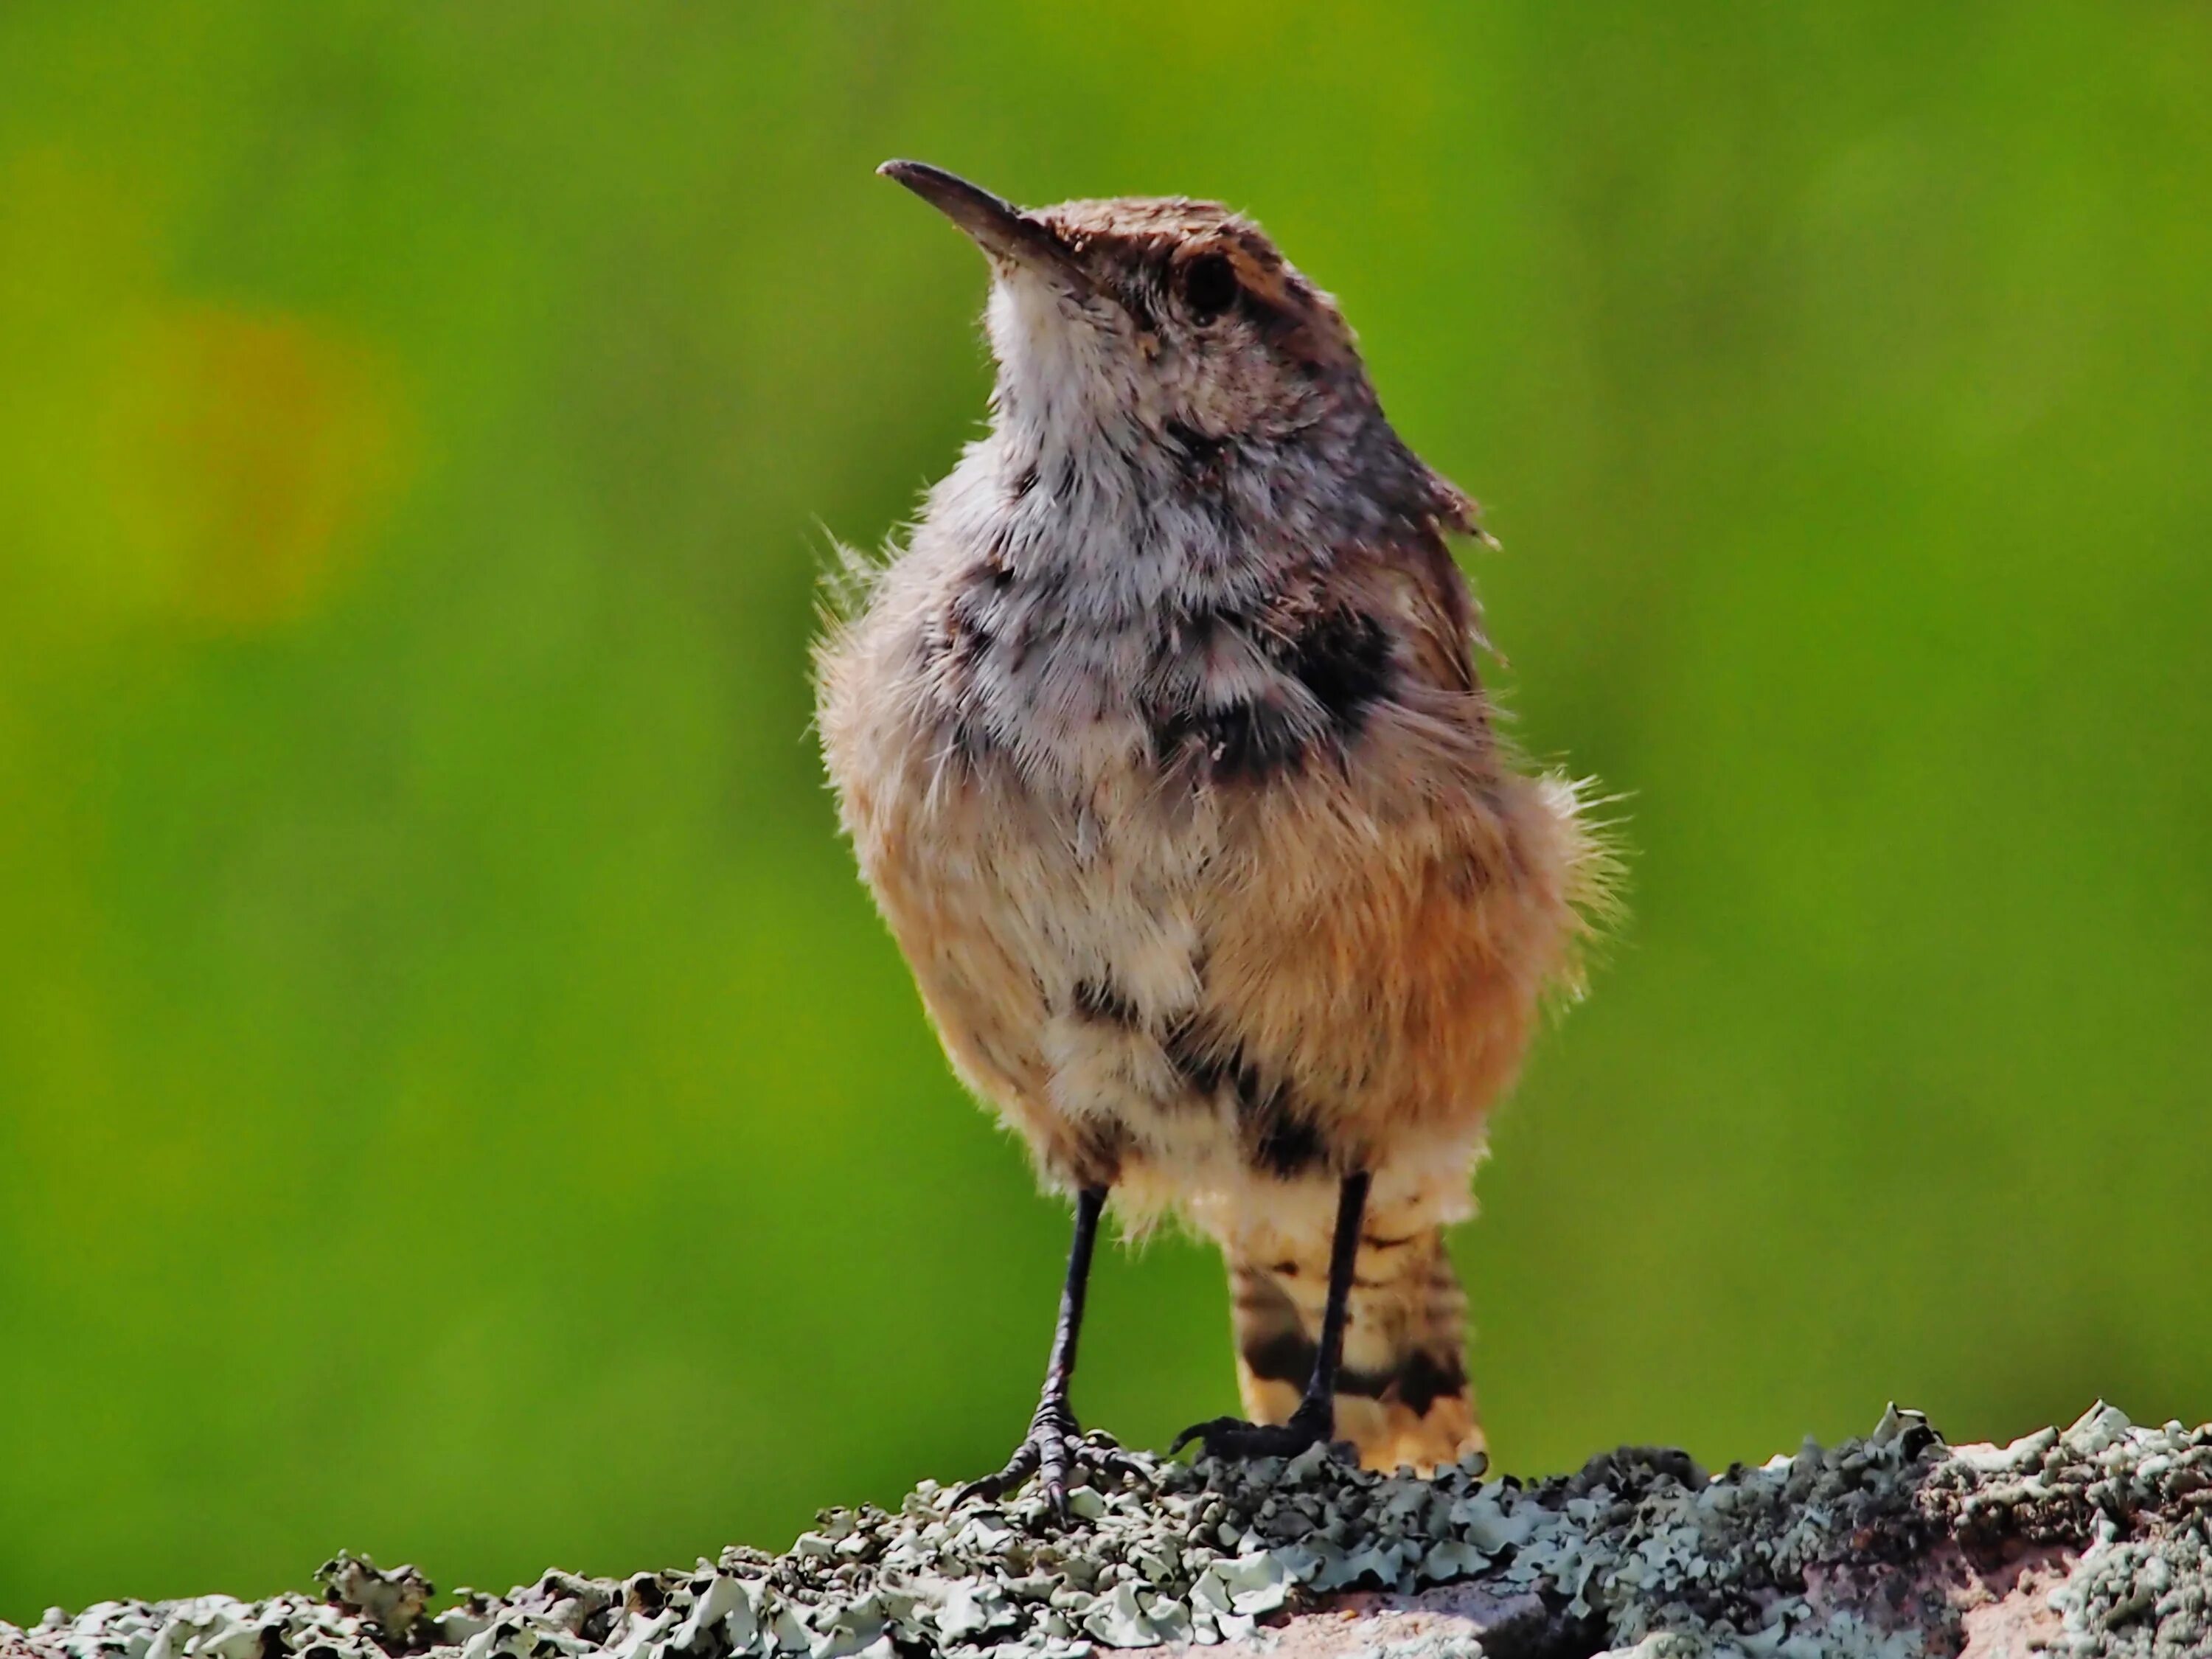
[877,160,1091,293]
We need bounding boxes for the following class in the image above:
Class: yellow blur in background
[2,1,2208,1624]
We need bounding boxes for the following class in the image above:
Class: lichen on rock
[9,1405,2210,1659]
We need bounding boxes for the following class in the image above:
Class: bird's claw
[1172,1402,1346,1464]
[959,1404,1148,1520]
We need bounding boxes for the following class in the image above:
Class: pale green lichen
[10,1405,2210,1659]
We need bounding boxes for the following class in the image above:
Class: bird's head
[879,160,1389,466]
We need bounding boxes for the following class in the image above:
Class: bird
[815,160,1613,1513]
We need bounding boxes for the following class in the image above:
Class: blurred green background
[4,0,2208,1623]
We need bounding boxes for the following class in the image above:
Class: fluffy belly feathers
[832,683,1584,1239]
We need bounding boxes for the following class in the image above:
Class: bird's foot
[959,1399,1149,1520]
[1172,1398,1347,1463]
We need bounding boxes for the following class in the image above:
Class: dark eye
[1180,252,1239,320]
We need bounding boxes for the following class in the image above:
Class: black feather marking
[1145,608,1394,785]
[1389,1349,1469,1416]
[1287,610,1393,737]
[1248,1102,1326,1178]
[1150,698,1310,785]
[1161,1016,1332,1176]
[1071,978,1141,1029]
[1240,1328,1318,1388]
[1161,1015,1237,1102]
[1245,1338,1461,1407]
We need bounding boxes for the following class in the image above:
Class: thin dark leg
[1044,1183,1105,1411]
[1174,1170,1371,1461]
[961,1186,1146,1515]
[1303,1169,1371,1413]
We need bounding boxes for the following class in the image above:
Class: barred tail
[1228,1224,1483,1473]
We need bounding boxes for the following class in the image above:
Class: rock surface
[8,1405,2210,1659]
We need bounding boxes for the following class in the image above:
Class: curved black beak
[877,160,1091,291]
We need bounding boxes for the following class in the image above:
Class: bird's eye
[1180,253,1239,321]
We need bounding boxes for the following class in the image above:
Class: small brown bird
[817,162,1611,1510]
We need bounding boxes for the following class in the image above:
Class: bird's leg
[961,1185,1147,1516]
[1175,1169,1371,1462]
